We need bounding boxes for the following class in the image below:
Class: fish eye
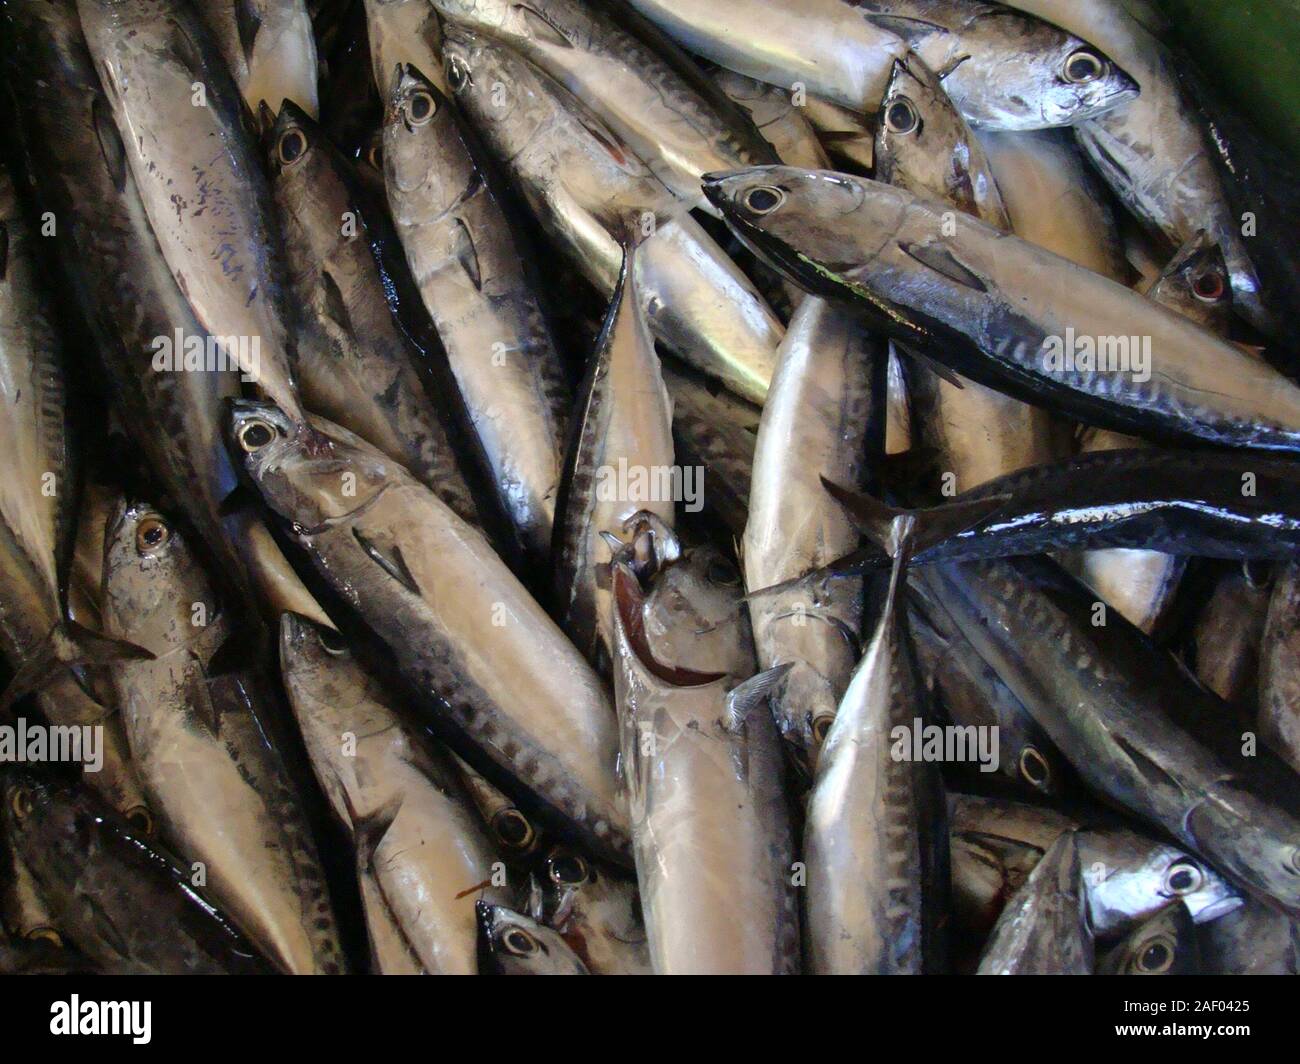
[134,515,171,555]
[491,808,536,850]
[316,627,348,657]
[1136,937,1175,974]
[500,926,538,956]
[126,805,155,835]
[238,418,278,453]
[26,927,64,948]
[367,142,384,171]
[705,558,740,587]
[1064,49,1105,84]
[277,128,308,166]
[405,90,436,126]
[9,787,33,822]
[1289,847,1300,874]
[1163,859,1203,896]
[743,186,784,215]
[884,98,919,135]
[810,714,835,745]
[1019,746,1051,788]
[548,852,589,886]
[1192,269,1226,303]
[446,58,470,93]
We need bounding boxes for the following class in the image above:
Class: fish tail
[0,621,154,716]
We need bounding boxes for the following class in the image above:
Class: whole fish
[197,0,320,118]
[976,831,1093,974]
[703,167,1300,453]
[229,403,630,864]
[1260,564,1300,774]
[428,0,777,206]
[803,511,962,974]
[744,297,882,771]
[101,501,345,975]
[611,519,799,974]
[77,0,307,423]
[0,770,271,975]
[383,65,569,560]
[874,54,1058,491]
[554,247,675,670]
[364,0,449,99]
[443,26,782,405]
[625,0,1137,128]
[1099,902,1199,975]
[265,99,483,528]
[1003,0,1268,334]
[662,360,759,538]
[528,845,653,975]
[280,612,508,974]
[919,555,1300,918]
[476,901,590,974]
[0,155,148,820]
[4,0,328,633]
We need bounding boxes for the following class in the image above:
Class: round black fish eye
[549,852,589,885]
[135,515,170,554]
[1192,270,1226,303]
[501,927,538,956]
[1137,939,1174,973]
[884,98,919,135]
[492,808,535,850]
[1019,746,1051,788]
[1064,49,1105,84]
[10,787,33,822]
[1163,859,1203,896]
[446,58,469,93]
[317,627,348,657]
[810,714,834,745]
[406,90,436,125]
[238,419,277,452]
[743,186,784,215]
[126,805,155,836]
[277,128,308,166]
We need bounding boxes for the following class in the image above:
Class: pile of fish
[0,0,1298,976]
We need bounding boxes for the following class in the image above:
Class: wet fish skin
[1099,902,1199,975]
[1197,899,1299,976]
[625,0,1137,129]
[554,247,675,671]
[803,94,877,174]
[101,501,345,975]
[744,297,882,771]
[265,99,484,530]
[803,521,946,974]
[0,770,272,975]
[874,53,1058,492]
[711,68,832,171]
[279,612,509,975]
[1190,564,1272,711]
[229,401,631,865]
[477,901,590,974]
[364,0,449,99]
[920,555,1300,918]
[528,845,653,975]
[703,166,1300,453]
[76,0,307,424]
[611,529,800,974]
[443,26,782,405]
[429,0,777,206]
[977,831,1093,974]
[198,0,320,118]
[1260,564,1300,775]
[382,64,569,562]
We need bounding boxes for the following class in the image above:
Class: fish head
[641,546,753,681]
[1100,902,1199,975]
[1148,233,1233,333]
[937,14,1140,130]
[475,900,589,975]
[278,611,353,682]
[531,845,597,928]
[0,768,70,850]
[702,166,904,295]
[441,23,535,134]
[101,498,217,656]
[262,98,324,184]
[228,400,391,531]
[382,63,472,221]
[1183,791,1300,920]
